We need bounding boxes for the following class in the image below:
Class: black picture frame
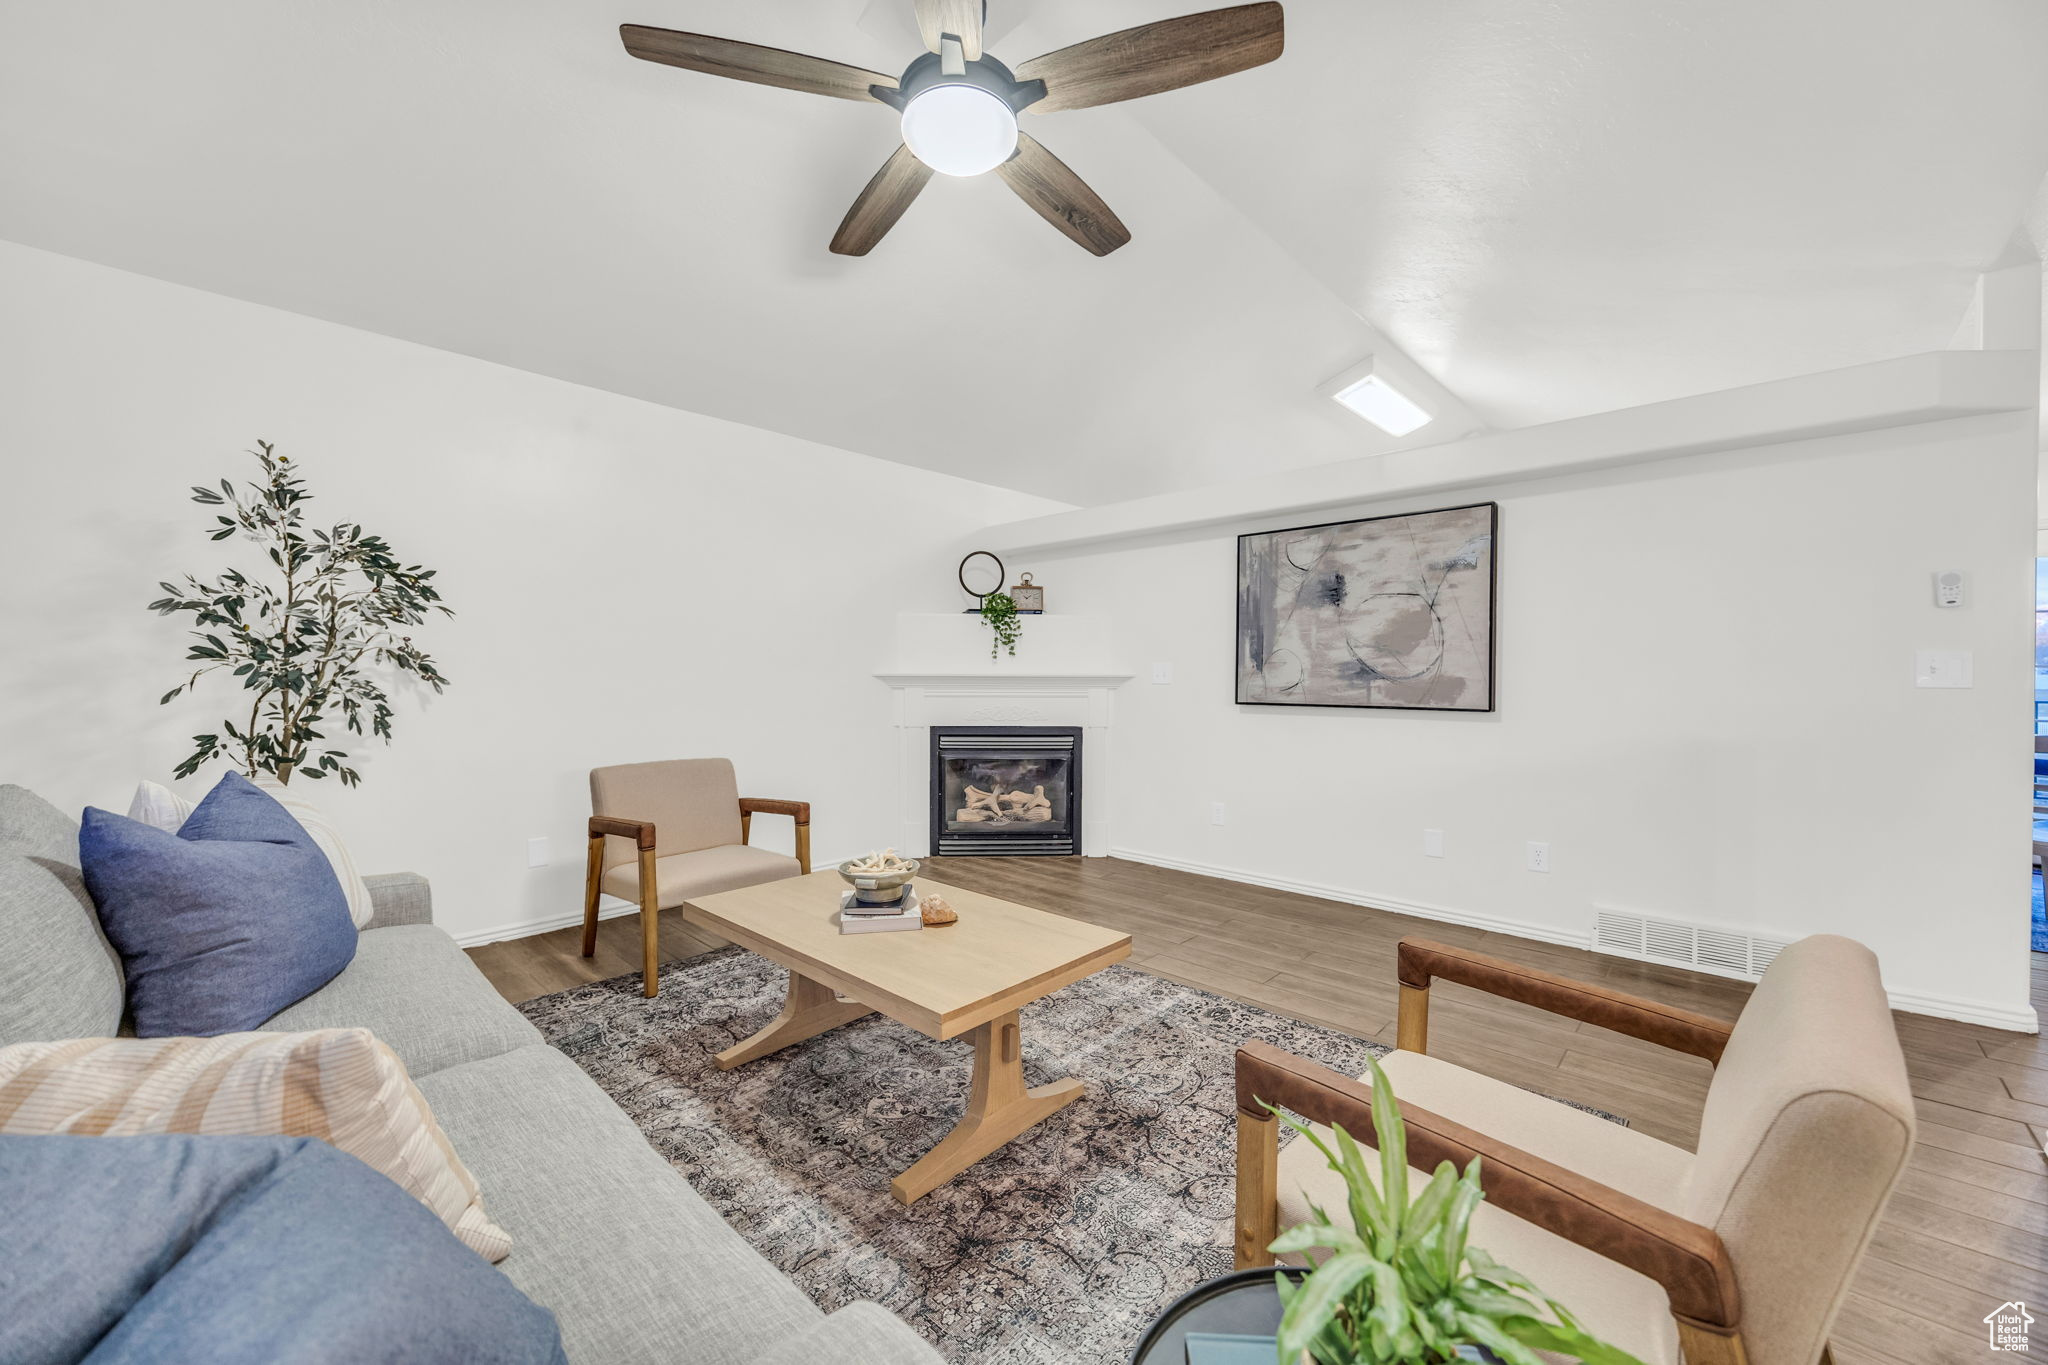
[1234,501,1499,712]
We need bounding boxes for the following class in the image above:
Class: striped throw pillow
[0,1029,511,1261]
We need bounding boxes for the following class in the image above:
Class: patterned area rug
[518,949,1610,1364]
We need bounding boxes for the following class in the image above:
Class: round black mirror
[957,550,1006,600]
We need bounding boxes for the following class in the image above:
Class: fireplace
[930,726,1082,856]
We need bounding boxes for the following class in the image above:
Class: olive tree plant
[151,441,452,787]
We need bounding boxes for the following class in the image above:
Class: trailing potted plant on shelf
[150,440,452,787]
[980,590,1022,659]
[1266,1057,1644,1365]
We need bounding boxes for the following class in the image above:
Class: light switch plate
[526,836,551,868]
[1423,829,1445,858]
[1151,662,1173,685]
[1914,650,1973,688]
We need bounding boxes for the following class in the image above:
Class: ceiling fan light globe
[900,84,1018,177]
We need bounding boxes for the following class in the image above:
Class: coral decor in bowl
[838,855,920,904]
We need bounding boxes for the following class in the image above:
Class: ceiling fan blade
[914,0,984,62]
[620,25,896,102]
[995,133,1130,256]
[1014,3,1283,114]
[830,146,936,256]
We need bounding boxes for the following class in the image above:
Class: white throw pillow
[252,774,375,930]
[125,779,194,833]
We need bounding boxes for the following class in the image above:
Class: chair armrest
[738,797,810,823]
[1234,1040,1741,1334]
[1398,938,1733,1065]
[588,815,656,849]
[361,872,433,929]
[737,799,811,874]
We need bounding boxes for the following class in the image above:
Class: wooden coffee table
[684,869,1130,1203]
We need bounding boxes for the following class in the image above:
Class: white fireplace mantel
[877,615,1132,858]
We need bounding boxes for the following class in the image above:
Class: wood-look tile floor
[467,855,2048,1365]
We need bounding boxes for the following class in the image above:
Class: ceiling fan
[620,1,1284,257]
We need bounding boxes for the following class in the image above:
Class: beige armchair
[582,758,812,997]
[1235,935,1913,1365]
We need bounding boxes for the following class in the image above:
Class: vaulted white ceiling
[3,2,2045,505]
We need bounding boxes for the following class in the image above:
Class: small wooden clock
[1009,573,1044,614]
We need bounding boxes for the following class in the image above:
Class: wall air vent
[1590,908,1793,982]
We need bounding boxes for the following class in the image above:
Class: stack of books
[838,887,923,935]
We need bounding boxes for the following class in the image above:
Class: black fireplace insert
[930,725,1082,856]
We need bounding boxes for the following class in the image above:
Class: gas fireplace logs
[955,783,1054,824]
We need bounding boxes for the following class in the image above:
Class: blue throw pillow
[79,771,356,1036]
[0,1134,566,1365]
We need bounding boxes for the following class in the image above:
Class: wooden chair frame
[1235,937,1759,1365]
[580,796,811,998]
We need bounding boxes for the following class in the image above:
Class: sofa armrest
[361,872,433,929]
[741,1302,942,1365]
[1234,1040,1742,1335]
[1397,937,1734,1065]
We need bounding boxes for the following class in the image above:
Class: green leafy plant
[980,591,1022,659]
[1267,1057,1644,1365]
[150,441,452,787]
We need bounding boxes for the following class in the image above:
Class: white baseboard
[453,896,639,949]
[1883,986,2039,1034]
[1108,846,2042,1035]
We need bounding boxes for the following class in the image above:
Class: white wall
[0,241,1065,943]
[1025,416,2041,1029]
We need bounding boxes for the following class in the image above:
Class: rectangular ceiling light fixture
[1328,359,1433,436]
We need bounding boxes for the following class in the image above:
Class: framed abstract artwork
[1235,502,1497,711]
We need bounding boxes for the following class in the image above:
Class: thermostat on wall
[1933,571,1965,608]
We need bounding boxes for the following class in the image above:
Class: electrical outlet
[525,836,550,869]
[1423,828,1445,858]
[1210,802,1227,826]
[1151,662,1174,685]
[1526,841,1550,874]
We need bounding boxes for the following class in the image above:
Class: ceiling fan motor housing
[871,50,1045,117]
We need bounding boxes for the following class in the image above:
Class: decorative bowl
[838,857,920,904]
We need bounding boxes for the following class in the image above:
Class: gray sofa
[0,784,942,1364]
